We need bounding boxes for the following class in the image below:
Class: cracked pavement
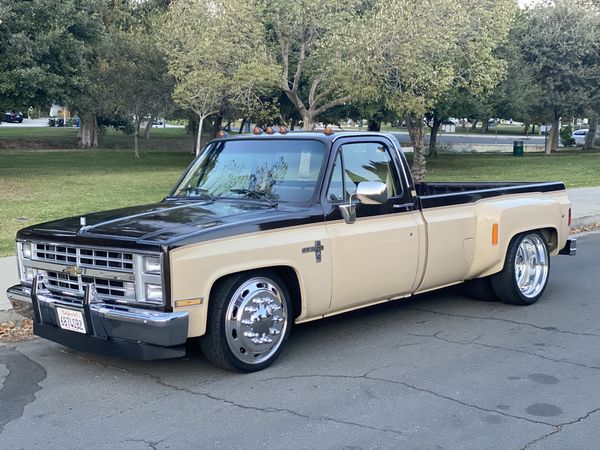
[1,232,599,449]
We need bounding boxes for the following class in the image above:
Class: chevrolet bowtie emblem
[64,266,83,276]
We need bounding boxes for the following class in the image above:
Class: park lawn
[0,150,193,256]
[423,150,600,187]
[1,148,599,257]
[0,126,194,151]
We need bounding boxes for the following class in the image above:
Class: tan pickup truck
[7,131,576,371]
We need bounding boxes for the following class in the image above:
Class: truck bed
[415,181,566,208]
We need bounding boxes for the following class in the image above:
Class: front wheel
[491,231,550,305]
[199,270,292,372]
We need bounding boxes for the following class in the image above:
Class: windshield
[170,139,327,204]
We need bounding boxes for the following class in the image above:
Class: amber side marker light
[175,298,203,307]
[492,223,499,245]
[323,126,334,135]
[253,126,263,135]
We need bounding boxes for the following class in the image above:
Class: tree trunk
[367,117,381,132]
[78,115,98,148]
[481,120,489,134]
[550,115,560,153]
[196,115,205,156]
[524,122,530,135]
[406,114,426,183]
[471,119,478,130]
[302,114,315,131]
[428,116,441,158]
[531,124,536,135]
[238,117,247,134]
[584,114,597,150]
[290,118,297,131]
[144,116,153,140]
[211,111,223,138]
[134,118,141,159]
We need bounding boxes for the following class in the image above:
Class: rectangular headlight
[143,256,161,274]
[22,242,33,259]
[144,283,163,304]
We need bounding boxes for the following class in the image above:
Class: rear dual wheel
[491,231,550,305]
[466,231,550,306]
[199,270,292,372]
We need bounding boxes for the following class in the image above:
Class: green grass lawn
[1,146,599,257]
[0,126,194,151]
[0,150,193,256]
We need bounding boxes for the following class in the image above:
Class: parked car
[7,131,576,372]
[571,129,599,146]
[2,110,24,123]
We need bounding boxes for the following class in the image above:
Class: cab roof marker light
[216,130,228,138]
[265,126,275,134]
[253,126,263,135]
[279,126,289,134]
[323,126,334,135]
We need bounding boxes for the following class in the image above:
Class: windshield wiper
[179,187,216,201]
[230,189,278,207]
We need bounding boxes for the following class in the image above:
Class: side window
[327,151,345,202]
[340,142,401,199]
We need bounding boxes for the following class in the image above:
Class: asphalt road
[390,131,546,146]
[1,232,599,450]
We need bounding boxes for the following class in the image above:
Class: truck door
[323,137,422,312]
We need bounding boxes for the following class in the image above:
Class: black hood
[17,199,324,250]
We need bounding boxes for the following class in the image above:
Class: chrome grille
[44,271,135,302]
[34,243,134,272]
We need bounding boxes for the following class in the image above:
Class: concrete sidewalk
[1,186,599,317]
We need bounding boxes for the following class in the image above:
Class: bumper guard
[7,275,188,360]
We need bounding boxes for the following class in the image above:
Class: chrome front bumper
[6,277,189,360]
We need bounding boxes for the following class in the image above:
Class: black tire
[491,231,550,306]
[464,277,498,302]
[198,270,293,372]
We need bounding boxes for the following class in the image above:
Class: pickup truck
[7,130,576,372]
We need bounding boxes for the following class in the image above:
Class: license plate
[56,307,87,334]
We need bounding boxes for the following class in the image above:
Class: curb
[572,215,600,228]
[0,308,24,325]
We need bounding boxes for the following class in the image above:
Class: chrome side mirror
[356,181,388,205]
[337,181,388,224]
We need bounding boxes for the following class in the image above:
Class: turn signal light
[492,223,499,246]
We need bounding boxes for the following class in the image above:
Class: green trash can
[513,140,524,156]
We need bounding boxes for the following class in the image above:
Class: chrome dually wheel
[199,271,292,372]
[492,231,550,305]
[514,234,549,299]
[225,277,288,365]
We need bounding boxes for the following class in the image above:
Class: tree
[160,0,277,154]
[368,0,515,181]
[101,3,173,157]
[0,0,105,136]
[518,0,600,154]
[266,0,375,130]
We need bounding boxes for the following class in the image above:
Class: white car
[571,129,598,146]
